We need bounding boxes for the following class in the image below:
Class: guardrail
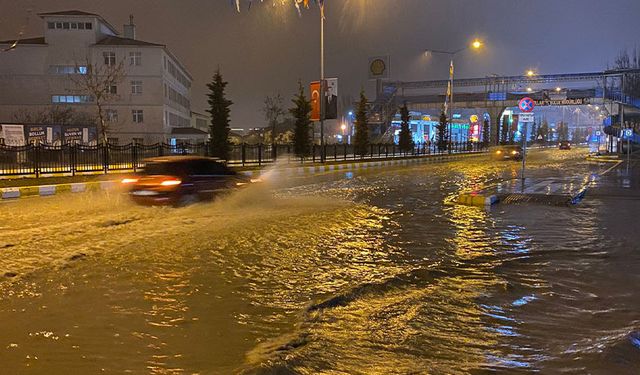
[0,142,488,178]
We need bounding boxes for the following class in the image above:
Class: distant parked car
[559,141,571,150]
[122,156,259,206]
[490,145,523,161]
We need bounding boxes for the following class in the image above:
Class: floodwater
[1,149,639,374]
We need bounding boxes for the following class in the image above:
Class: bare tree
[263,93,286,144]
[12,106,96,126]
[612,49,640,98]
[70,57,125,143]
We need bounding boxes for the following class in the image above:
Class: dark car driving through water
[489,145,523,161]
[559,141,571,150]
[122,156,259,206]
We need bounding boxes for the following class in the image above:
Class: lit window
[132,110,144,123]
[129,51,141,66]
[131,81,142,94]
[103,52,116,66]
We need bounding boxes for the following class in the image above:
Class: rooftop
[95,35,164,47]
[171,127,208,135]
[38,10,100,17]
[0,36,46,45]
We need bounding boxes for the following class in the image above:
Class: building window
[103,52,116,66]
[85,22,93,30]
[132,110,144,123]
[51,95,91,104]
[106,109,118,122]
[131,81,142,94]
[71,22,78,30]
[50,65,87,75]
[133,137,144,145]
[62,22,70,29]
[48,22,55,29]
[129,52,141,66]
[105,85,117,95]
[78,22,85,30]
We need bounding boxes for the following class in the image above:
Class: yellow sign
[421,115,432,122]
[470,115,479,123]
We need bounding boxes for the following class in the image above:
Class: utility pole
[319,8,325,163]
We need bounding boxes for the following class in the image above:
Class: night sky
[1,0,639,128]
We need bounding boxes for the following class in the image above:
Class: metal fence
[0,142,487,177]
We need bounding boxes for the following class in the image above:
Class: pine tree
[529,121,538,143]
[354,89,369,157]
[482,119,490,147]
[290,81,312,159]
[207,69,233,160]
[398,103,414,153]
[539,119,549,144]
[500,117,509,145]
[436,111,448,151]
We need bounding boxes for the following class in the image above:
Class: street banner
[324,78,338,120]
[368,56,390,80]
[1,124,26,146]
[26,125,47,144]
[310,81,321,121]
[63,127,84,143]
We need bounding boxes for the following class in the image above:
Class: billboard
[324,78,338,120]
[0,124,26,146]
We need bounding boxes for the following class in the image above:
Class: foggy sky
[1,0,639,128]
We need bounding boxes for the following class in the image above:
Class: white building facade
[0,10,194,144]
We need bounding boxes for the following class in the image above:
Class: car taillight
[160,179,182,186]
[121,178,138,184]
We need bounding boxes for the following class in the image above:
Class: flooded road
[1,149,639,374]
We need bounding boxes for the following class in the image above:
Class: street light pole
[425,40,482,154]
[319,8,325,163]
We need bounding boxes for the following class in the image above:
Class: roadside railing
[0,142,487,177]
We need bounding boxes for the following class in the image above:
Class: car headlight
[250,178,262,183]
[511,150,518,155]
[496,150,502,154]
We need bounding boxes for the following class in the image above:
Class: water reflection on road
[1,149,639,374]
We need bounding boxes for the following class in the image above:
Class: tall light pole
[318,3,327,162]
[425,39,482,153]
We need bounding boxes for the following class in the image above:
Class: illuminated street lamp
[527,87,533,92]
[424,38,484,153]
[555,87,562,92]
[526,70,536,77]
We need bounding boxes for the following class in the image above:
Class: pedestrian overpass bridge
[372,69,640,144]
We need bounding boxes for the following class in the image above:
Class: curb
[585,156,620,163]
[1,181,114,200]
[2,152,485,200]
[457,193,499,207]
